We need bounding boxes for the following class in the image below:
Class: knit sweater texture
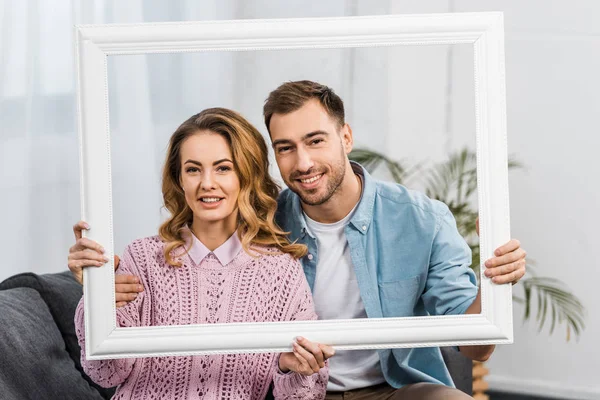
[75,234,328,400]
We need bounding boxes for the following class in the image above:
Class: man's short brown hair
[263,80,345,134]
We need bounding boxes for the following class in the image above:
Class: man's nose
[295,147,314,173]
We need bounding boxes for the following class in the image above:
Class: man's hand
[278,337,335,376]
[476,218,526,285]
[459,218,526,361]
[68,221,144,307]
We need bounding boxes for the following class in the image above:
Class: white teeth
[300,174,322,184]
[200,198,221,203]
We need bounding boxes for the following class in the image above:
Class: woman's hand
[278,337,335,376]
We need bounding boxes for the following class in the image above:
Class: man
[69,81,526,399]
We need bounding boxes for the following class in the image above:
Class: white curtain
[1,0,467,282]
[0,0,382,281]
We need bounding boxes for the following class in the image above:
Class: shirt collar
[185,228,243,266]
[348,162,376,235]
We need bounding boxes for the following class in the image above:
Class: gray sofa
[0,271,472,399]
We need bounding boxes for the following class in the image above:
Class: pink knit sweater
[75,234,328,400]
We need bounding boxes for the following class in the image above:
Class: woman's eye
[217,166,231,172]
[186,167,199,173]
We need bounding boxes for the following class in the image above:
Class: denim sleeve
[421,207,478,316]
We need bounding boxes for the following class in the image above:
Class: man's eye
[277,146,291,153]
[310,139,323,145]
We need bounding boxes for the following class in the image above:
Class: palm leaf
[349,145,586,341]
[348,149,407,184]
[518,275,586,340]
[424,149,478,206]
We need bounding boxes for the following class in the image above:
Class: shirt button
[307,254,313,260]
[362,225,367,231]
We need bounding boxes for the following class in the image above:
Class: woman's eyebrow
[213,158,233,166]
[183,159,233,166]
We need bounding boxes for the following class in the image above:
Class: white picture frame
[76,12,512,360]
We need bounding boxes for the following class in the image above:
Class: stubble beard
[290,158,346,206]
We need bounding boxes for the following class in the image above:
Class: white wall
[388,1,600,398]
[459,2,599,398]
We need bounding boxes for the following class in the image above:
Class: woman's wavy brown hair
[159,108,307,266]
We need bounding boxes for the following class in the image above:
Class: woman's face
[179,131,240,228]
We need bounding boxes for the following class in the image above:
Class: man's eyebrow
[272,130,329,148]
[272,139,293,148]
[302,130,329,140]
[302,130,329,141]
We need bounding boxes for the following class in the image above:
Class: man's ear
[341,123,354,154]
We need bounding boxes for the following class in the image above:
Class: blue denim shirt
[275,162,478,388]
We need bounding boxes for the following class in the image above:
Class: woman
[73,108,330,399]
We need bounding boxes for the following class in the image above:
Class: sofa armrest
[0,271,116,399]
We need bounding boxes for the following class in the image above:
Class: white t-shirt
[304,206,386,392]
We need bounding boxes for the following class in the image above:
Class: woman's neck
[190,216,238,251]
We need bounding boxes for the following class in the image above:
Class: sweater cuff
[274,370,317,393]
[275,353,293,375]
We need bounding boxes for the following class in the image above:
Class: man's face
[269,99,352,206]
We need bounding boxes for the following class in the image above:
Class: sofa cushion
[0,287,107,400]
[441,346,473,395]
[0,271,116,399]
